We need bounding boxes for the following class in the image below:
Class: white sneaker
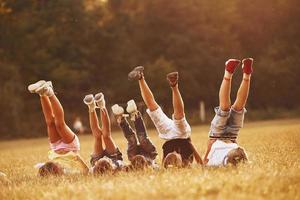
[95,93,105,109]
[126,100,138,121]
[126,99,138,114]
[83,94,96,112]
[111,104,124,116]
[28,80,46,93]
[35,81,54,96]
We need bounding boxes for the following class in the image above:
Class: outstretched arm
[190,142,203,165]
[203,139,216,164]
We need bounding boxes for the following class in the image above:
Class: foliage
[0,0,299,138]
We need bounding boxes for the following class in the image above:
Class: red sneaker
[225,59,241,74]
[242,58,254,74]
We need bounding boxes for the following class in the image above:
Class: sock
[224,71,233,79]
[243,73,251,81]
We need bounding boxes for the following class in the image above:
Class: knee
[54,120,66,131]
[46,116,55,127]
[102,134,112,141]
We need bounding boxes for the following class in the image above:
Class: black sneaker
[128,66,144,81]
[166,72,179,87]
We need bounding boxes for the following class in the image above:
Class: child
[111,99,158,170]
[83,93,124,174]
[203,58,253,166]
[28,81,89,176]
[128,67,203,168]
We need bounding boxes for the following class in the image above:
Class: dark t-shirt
[162,138,194,164]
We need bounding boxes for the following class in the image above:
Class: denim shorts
[208,107,247,140]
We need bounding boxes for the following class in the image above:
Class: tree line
[0,0,299,138]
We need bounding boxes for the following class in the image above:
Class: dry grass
[1,119,300,200]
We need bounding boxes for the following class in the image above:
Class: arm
[203,139,216,164]
[190,142,203,165]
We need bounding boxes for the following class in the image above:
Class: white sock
[224,71,233,79]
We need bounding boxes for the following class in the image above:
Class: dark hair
[162,138,194,165]
[163,152,183,169]
[225,147,248,166]
[93,158,113,175]
[38,162,63,177]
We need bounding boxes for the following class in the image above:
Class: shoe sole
[128,66,144,81]
[126,100,137,113]
[83,95,94,105]
[28,80,46,93]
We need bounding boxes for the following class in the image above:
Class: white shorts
[146,107,191,140]
[50,135,80,152]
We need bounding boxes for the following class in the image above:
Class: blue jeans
[209,106,247,140]
[119,112,157,163]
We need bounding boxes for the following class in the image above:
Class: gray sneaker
[128,66,144,81]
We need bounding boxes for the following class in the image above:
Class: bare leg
[138,78,159,111]
[232,74,251,111]
[48,95,75,143]
[171,85,185,120]
[100,107,117,154]
[89,111,104,156]
[219,71,233,111]
[40,96,61,143]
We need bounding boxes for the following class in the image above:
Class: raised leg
[118,117,138,161]
[171,85,185,120]
[48,95,75,143]
[138,78,159,111]
[89,111,104,156]
[134,112,157,159]
[232,58,253,111]
[219,59,241,111]
[40,96,61,143]
[100,107,118,154]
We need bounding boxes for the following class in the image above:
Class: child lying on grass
[112,99,159,170]
[203,58,253,166]
[84,93,124,174]
[28,81,89,176]
[128,67,203,168]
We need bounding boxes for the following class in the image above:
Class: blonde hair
[38,162,63,177]
[225,147,248,166]
[163,152,182,169]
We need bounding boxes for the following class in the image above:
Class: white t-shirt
[207,140,238,166]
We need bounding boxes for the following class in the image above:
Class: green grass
[1,119,300,200]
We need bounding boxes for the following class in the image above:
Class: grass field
[0,118,300,200]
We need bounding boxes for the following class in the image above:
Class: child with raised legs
[203,58,253,166]
[128,67,203,168]
[28,81,89,176]
[112,99,158,170]
[83,93,124,174]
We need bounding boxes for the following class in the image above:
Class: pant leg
[209,107,231,139]
[119,117,138,161]
[225,107,247,139]
[133,112,158,160]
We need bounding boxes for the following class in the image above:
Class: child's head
[225,147,248,166]
[38,162,64,177]
[131,155,148,170]
[163,152,182,169]
[93,158,113,175]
